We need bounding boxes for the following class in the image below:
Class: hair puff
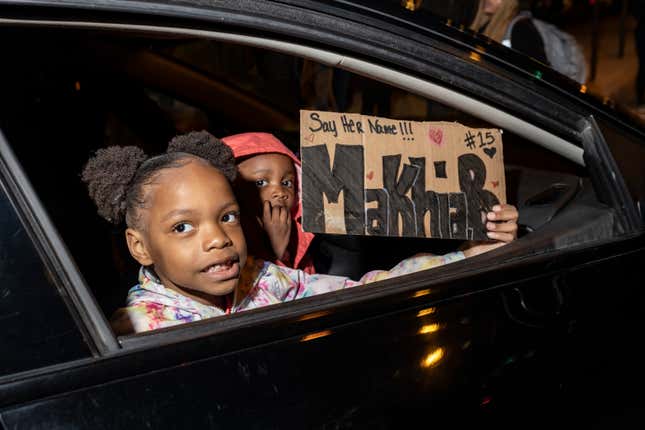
[81,146,147,224]
[167,130,236,182]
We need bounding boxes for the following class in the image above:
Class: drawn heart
[428,127,443,145]
[366,171,374,180]
[305,133,315,142]
[483,147,497,159]
[491,180,499,188]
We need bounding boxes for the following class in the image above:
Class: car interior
[0,27,619,328]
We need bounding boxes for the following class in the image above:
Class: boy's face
[126,159,247,306]
[236,153,296,213]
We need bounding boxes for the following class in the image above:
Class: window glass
[0,28,610,337]
[596,118,645,226]
[0,182,90,377]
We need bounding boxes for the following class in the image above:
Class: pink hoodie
[222,132,316,273]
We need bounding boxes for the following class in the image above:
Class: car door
[1,230,643,429]
[0,1,644,428]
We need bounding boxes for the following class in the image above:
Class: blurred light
[579,84,588,94]
[446,18,453,26]
[401,0,422,11]
[74,81,81,91]
[469,52,481,62]
[475,45,486,53]
[534,70,543,79]
[412,288,431,298]
[421,347,445,368]
[300,330,332,342]
[418,323,440,334]
[297,310,330,321]
[481,396,493,406]
[417,307,436,317]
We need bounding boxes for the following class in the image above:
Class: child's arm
[261,200,292,262]
[244,204,518,306]
[245,251,465,306]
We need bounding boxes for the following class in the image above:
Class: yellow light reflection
[412,289,431,298]
[297,310,331,321]
[401,0,423,11]
[421,347,445,368]
[74,81,81,91]
[416,307,436,317]
[418,323,440,334]
[300,330,332,342]
[579,84,587,94]
[469,51,481,62]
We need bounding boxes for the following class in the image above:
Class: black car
[0,1,644,428]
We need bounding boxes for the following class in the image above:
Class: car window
[0,181,91,377]
[0,26,619,339]
[594,117,645,226]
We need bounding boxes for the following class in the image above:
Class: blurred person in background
[470,0,548,64]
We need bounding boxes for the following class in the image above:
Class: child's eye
[222,211,240,223]
[281,179,293,188]
[255,179,268,187]
[172,222,194,233]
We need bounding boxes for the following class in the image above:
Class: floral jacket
[110,252,465,334]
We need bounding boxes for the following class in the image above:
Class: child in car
[222,132,316,273]
[82,131,517,334]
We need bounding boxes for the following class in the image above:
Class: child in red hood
[222,132,316,273]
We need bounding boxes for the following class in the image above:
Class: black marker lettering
[301,144,364,234]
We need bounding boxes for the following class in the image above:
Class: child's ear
[125,228,153,266]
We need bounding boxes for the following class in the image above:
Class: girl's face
[126,159,247,307]
[483,0,502,14]
[236,153,296,212]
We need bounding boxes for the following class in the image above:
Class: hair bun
[81,146,147,224]
[167,130,236,182]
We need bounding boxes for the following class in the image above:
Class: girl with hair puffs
[82,131,516,334]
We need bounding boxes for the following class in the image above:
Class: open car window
[0,24,635,345]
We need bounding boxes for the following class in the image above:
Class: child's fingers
[486,221,517,233]
[487,206,518,222]
[262,200,272,223]
[271,205,283,223]
[486,231,515,242]
[279,206,290,224]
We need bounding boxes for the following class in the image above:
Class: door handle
[501,275,566,328]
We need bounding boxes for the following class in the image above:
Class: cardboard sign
[300,110,506,240]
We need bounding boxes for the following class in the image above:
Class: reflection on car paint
[300,329,333,342]
[421,347,445,368]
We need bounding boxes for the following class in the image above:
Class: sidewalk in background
[565,13,643,120]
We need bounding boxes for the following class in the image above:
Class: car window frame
[0,11,640,354]
[0,131,120,355]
